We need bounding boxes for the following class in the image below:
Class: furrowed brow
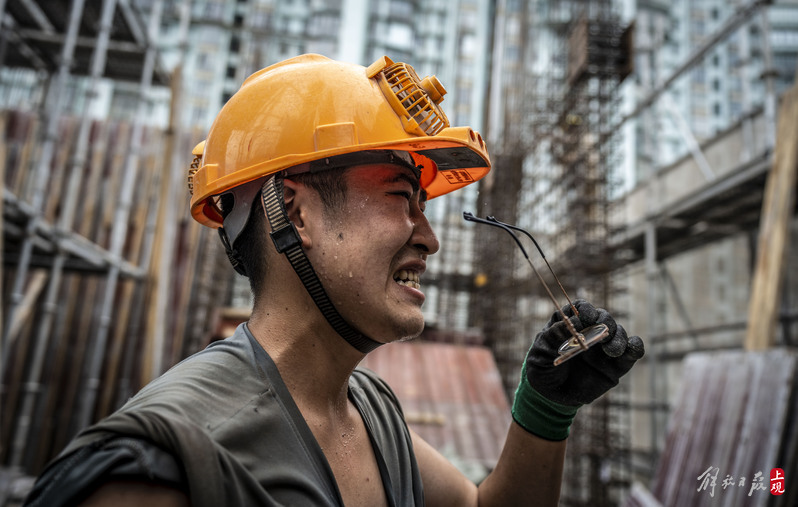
[388,172,421,194]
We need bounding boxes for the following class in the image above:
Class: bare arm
[477,422,566,506]
[412,422,566,507]
[414,300,644,506]
[79,481,189,507]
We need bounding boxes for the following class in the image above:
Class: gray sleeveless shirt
[25,324,424,507]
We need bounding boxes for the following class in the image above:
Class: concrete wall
[614,110,770,229]
[609,106,791,478]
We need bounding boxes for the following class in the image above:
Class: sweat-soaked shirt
[25,324,424,507]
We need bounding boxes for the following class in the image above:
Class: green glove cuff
[511,363,580,441]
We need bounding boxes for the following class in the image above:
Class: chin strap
[260,174,383,354]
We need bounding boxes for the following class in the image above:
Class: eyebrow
[387,171,422,196]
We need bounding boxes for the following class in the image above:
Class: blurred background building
[2,0,797,505]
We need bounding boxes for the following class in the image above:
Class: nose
[409,204,440,256]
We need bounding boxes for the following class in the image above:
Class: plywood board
[645,350,797,507]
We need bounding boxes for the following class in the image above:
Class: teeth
[396,279,420,289]
[394,269,421,289]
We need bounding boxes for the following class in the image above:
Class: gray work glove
[512,299,644,440]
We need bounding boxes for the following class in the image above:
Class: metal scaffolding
[472,0,633,503]
[0,0,231,483]
[533,3,633,504]
[475,0,797,505]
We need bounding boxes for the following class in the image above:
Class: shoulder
[127,325,264,409]
[349,366,408,430]
[162,324,258,380]
[89,324,273,444]
[350,367,402,407]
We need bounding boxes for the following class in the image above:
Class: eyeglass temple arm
[463,212,530,258]
[463,212,580,337]
[485,216,577,316]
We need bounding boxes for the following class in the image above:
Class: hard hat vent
[381,62,449,136]
[187,153,201,195]
[187,140,206,196]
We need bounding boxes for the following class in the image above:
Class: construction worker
[25,55,643,507]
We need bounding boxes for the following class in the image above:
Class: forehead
[347,162,415,178]
[345,163,424,194]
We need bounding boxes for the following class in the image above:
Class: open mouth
[393,269,420,289]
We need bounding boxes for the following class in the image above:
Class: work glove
[511,299,644,441]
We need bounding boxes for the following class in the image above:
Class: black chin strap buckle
[270,221,302,253]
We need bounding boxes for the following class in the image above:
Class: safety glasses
[463,212,608,365]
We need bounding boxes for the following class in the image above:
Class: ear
[281,178,313,249]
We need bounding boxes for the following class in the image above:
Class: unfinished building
[477,0,636,503]
[478,0,798,505]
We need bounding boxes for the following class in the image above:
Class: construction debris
[641,350,797,507]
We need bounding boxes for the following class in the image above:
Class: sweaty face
[305,163,439,344]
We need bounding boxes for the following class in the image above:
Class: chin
[395,333,422,343]
[394,319,425,342]
[373,318,424,344]
[355,306,425,344]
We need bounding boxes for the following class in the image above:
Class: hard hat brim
[191,128,489,228]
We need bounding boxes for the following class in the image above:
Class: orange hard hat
[188,54,491,230]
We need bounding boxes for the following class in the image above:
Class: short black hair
[288,168,349,214]
[234,169,349,305]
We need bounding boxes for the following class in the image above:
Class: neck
[247,300,366,414]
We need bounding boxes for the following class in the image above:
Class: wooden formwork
[0,109,232,475]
